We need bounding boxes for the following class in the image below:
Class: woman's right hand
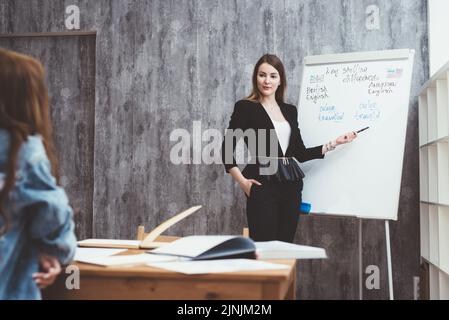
[32,254,62,289]
[240,178,262,197]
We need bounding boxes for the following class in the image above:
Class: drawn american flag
[386,68,403,78]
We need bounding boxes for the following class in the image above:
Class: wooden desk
[44,250,297,300]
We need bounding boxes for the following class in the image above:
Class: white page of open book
[150,236,240,257]
[74,248,127,261]
[146,259,289,275]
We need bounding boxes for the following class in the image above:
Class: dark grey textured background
[0,0,428,299]
[0,35,96,241]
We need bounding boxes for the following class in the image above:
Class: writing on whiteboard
[310,74,325,84]
[342,64,379,83]
[306,85,329,104]
[342,64,368,74]
[319,104,345,122]
[368,81,396,96]
[326,67,339,78]
[354,100,381,122]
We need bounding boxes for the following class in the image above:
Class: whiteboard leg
[385,220,394,300]
[359,218,363,300]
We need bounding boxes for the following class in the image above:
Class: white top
[269,117,291,155]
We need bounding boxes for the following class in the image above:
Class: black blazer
[221,99,324,179]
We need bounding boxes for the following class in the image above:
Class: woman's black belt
[257,156,305,182]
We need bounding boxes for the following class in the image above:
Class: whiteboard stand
[359,219,395,300]
[297,49,415,300]
[385,220,394,300]
[359,218,363,300]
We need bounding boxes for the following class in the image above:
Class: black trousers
[246,180,303,242]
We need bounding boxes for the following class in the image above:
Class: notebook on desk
[77,205,202,249]
[149,235,256,260]
[148,235,327,261]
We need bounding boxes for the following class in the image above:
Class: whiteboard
[297,49,415,220]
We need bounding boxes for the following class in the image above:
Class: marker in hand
[356,126,370,134]
[341,127,368,142]
[338,127,368,144]
[344,126,369,140]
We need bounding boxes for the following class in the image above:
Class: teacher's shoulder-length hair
[245,53,287,104]
[0,48,59,235]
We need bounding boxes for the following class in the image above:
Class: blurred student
[0,48,77,299]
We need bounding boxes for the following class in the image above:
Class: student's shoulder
[0,130,47,167]
[19,135,48,167]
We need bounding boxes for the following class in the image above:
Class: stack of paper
[255,241,327,260]
[74,247,128,261]
[146,259,289,275]
[75,253,187,267]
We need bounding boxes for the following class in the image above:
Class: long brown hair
[245,53,287,103]
[0,48,59,235]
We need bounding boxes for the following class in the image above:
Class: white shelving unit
[429,205,439,266]
[437,142,449,205]
[437,80,449,138]
[420,203,429,261]
[439,206,449,275]
[420,147,429,202]
[419,61,449,300]
[428,145,438,203]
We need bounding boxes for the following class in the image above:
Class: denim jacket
[0,129,77,300]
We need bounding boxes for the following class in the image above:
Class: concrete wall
[0,35,96,240]
[0,0,428,299]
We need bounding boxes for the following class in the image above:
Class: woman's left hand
[336,131,357,145]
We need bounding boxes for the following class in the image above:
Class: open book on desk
[77,205,202,249]
[148,235,327,260]
[149,235,256,260]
